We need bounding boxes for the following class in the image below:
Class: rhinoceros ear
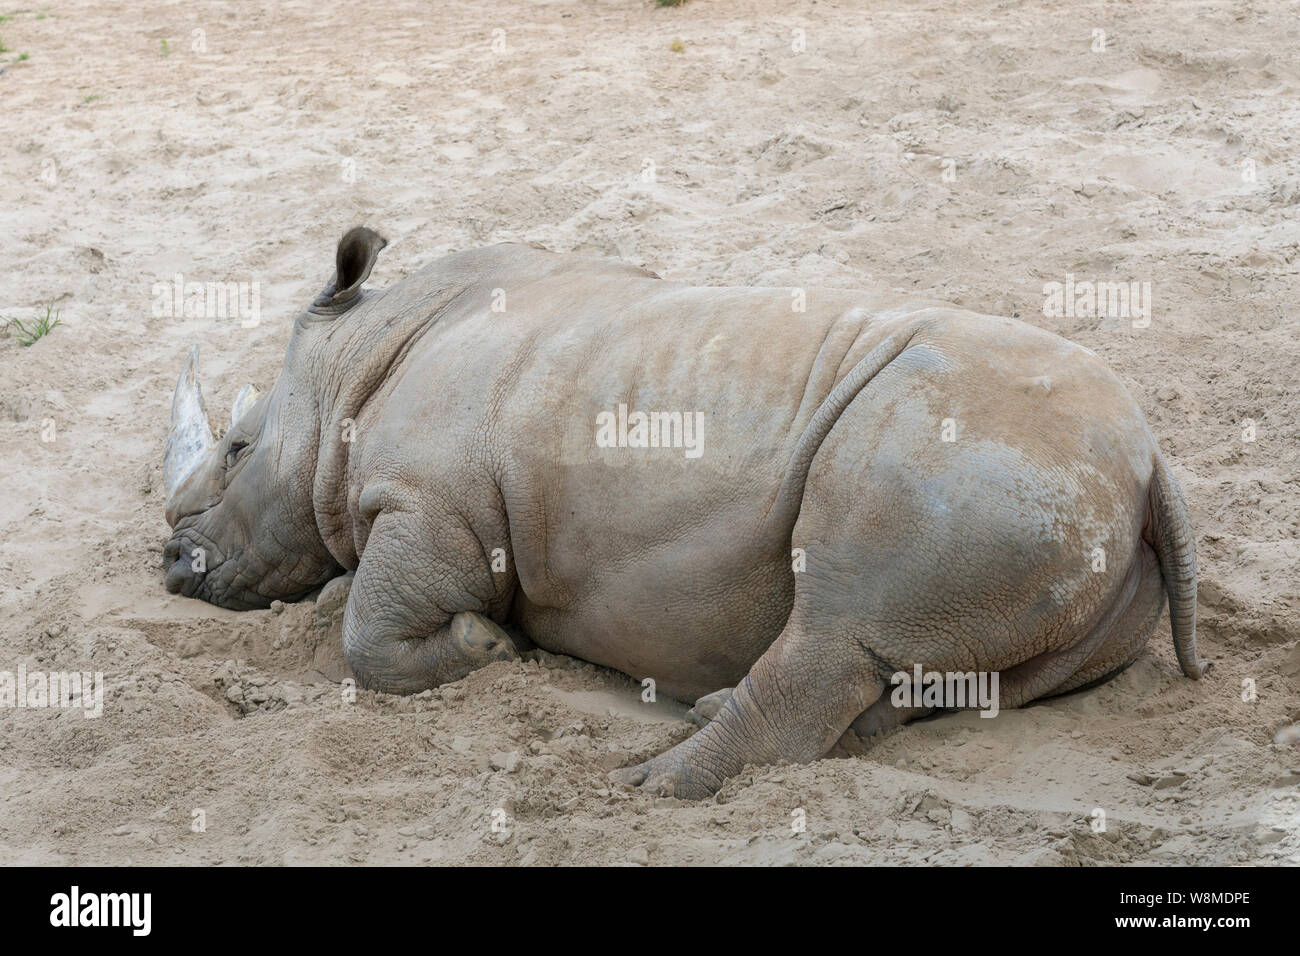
[311,226,388,312]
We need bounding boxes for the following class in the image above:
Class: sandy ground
[1,0,1298,865]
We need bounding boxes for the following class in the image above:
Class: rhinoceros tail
[1148,454,1209,679]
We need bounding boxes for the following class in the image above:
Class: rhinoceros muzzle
[162,531,206,595]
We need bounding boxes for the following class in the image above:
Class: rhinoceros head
[161,227,387,609]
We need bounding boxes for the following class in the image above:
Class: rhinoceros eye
[226,440,249,467]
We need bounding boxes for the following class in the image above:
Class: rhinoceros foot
[610,749,729,801]
[447,612,522,668]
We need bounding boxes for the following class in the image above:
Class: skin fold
[163,228,1205,799]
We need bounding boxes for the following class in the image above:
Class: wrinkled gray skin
[163,228,1206,799]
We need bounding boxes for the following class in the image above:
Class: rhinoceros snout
[163,553,202,596]
[163,537,208,597]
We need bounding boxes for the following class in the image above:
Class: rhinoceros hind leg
[611,601,885,799]
[1043,543,1164,697]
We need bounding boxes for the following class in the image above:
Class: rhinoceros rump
[162,227,1206,799]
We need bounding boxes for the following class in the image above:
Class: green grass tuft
[6,303,62,346]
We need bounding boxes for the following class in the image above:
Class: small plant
[669,37,684,53]
[17,51,28,60]
[160,37,170,55]
[82,93,100,104]
[0,34,8,54]
[657,0,686,6]
[7,303,62,346]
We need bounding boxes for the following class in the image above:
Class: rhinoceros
[162,227,1206,798]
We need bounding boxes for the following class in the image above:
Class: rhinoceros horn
[230,382,262,427]
[163,346,216,505]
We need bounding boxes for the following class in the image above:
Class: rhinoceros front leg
[342,508,518,693]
